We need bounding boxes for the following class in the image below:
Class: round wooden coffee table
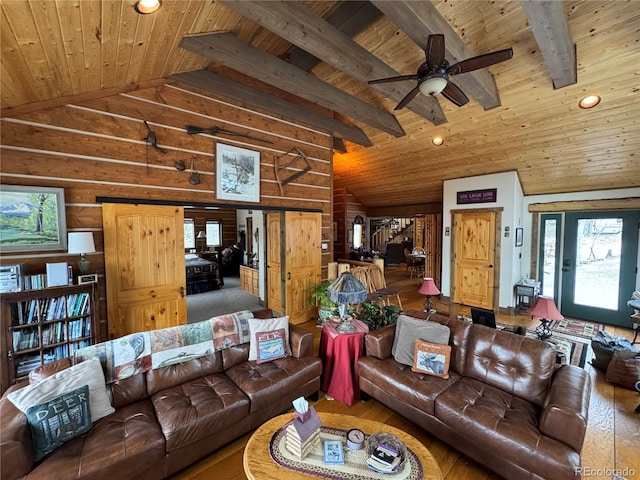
[243,411,443,480]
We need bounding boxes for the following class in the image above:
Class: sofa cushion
[146,352,224,396]
[358,355,461,416]
[464,326,555,406]
[26,385,92,461]
[225,356,322,413]
[412,340,452,379]
[392,315,450,366]
[151,373,250,452]
[26,400,166,480]
[248,316,291,361]
[435,377,579,478]
[8,357,115,422]
[254,328,289,364]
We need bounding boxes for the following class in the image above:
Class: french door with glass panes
[538,210,639,327]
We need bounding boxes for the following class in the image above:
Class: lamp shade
[418,278,440,296]
[196,231,206,239]
[67,232,96,254]
[419,76,448,96]
[327,272,367,305]
[527,296,564,321]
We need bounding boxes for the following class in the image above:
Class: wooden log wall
[0,82,334,342]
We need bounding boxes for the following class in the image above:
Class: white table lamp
[68,232,96,274]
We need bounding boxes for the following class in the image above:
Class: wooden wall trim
[528,198,640,212]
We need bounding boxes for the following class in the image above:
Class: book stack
[367,443,402,473]
[284,406,322,460]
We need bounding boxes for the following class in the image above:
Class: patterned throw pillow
[26,385,92,461]
[255,328,288,364]
[411,339,452,379]
[248,316,291,361]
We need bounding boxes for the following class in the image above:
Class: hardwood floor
[172,266,640,480]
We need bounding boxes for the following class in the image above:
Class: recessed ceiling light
[579,94,601,109]
[135,0,161,14]
[432,136,444,146]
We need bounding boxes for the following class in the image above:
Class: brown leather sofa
[358,310,592,480]
[1,309,322,480]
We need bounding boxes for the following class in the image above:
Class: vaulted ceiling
[1,1,638,208]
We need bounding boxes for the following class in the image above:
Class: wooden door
[452,211,497,310]
[284,211,321,324]
[103,203,186,339]
[266,213,283,314]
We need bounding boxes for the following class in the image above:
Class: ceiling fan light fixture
[135,0,161,14]
[432,136,444,146]
[579,94,601,109]
[419,76,448,97]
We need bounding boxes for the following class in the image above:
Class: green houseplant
[356,301,401,330]
[308,280,339,324]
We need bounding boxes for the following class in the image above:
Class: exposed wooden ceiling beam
[180,32,405,138]
[169,70,372,147]
[219,0,447,126]
[519,0,577,89]
[372,0,503,110]
[288,1,383,72]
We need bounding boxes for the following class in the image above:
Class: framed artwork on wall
[515,227,523,247]
[0,185,67,252]
[216,143,260,203]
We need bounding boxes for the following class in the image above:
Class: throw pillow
[605,349,640,390]
[392,314,450,366]
[248,316,291,361]
[26,385,92,461]
[411,340,452,379]
[255,328,288,364]
[8,356,115,422]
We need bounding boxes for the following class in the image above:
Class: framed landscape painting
[0,185,67,252]
[216,143,260,203]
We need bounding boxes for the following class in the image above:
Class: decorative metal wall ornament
[186,125,273,144]
[273,147,312,195]
[189,158,201,185]
[143,121,167,153]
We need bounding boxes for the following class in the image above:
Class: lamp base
[535,318,552,340]
[78,254,91,274]
[336,319,357,333]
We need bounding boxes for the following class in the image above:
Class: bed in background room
[185,253,223,294]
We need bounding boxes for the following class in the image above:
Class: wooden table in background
[243,412,443,480]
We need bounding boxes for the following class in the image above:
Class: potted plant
[356,301,401,330]
[308,280,339,324]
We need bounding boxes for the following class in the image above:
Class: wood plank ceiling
[1,0,639,208]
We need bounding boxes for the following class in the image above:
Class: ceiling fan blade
[369,74,420,85]
[426,34,445,67]
[441,81,469,107]
[394,86,421,110]
[447,48,513,75]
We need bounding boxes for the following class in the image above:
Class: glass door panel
[561,210,639,326]
[538,214,561,299]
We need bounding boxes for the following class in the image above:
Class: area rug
[549,318,605,340]
[496,323,589,369]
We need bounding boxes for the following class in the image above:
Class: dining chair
[367,265,403,310]
[403,248,423,278]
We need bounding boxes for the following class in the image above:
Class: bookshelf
[0,283,98,394]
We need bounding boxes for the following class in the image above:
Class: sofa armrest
[289,324,314,358]
[363,324,396,360]
[539,365,591,452]
[0,395,33,480]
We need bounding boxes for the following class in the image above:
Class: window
[206,220,222,246]
[184,219,195,249]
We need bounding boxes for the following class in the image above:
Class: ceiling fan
[369,34,513,110]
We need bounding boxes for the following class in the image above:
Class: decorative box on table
[284,402,322,460]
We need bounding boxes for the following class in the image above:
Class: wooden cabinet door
[102,203,186,339]
[452,211,497,310]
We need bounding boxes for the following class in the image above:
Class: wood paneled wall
[0,83,334,341]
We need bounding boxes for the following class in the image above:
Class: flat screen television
[470,307,497,329]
